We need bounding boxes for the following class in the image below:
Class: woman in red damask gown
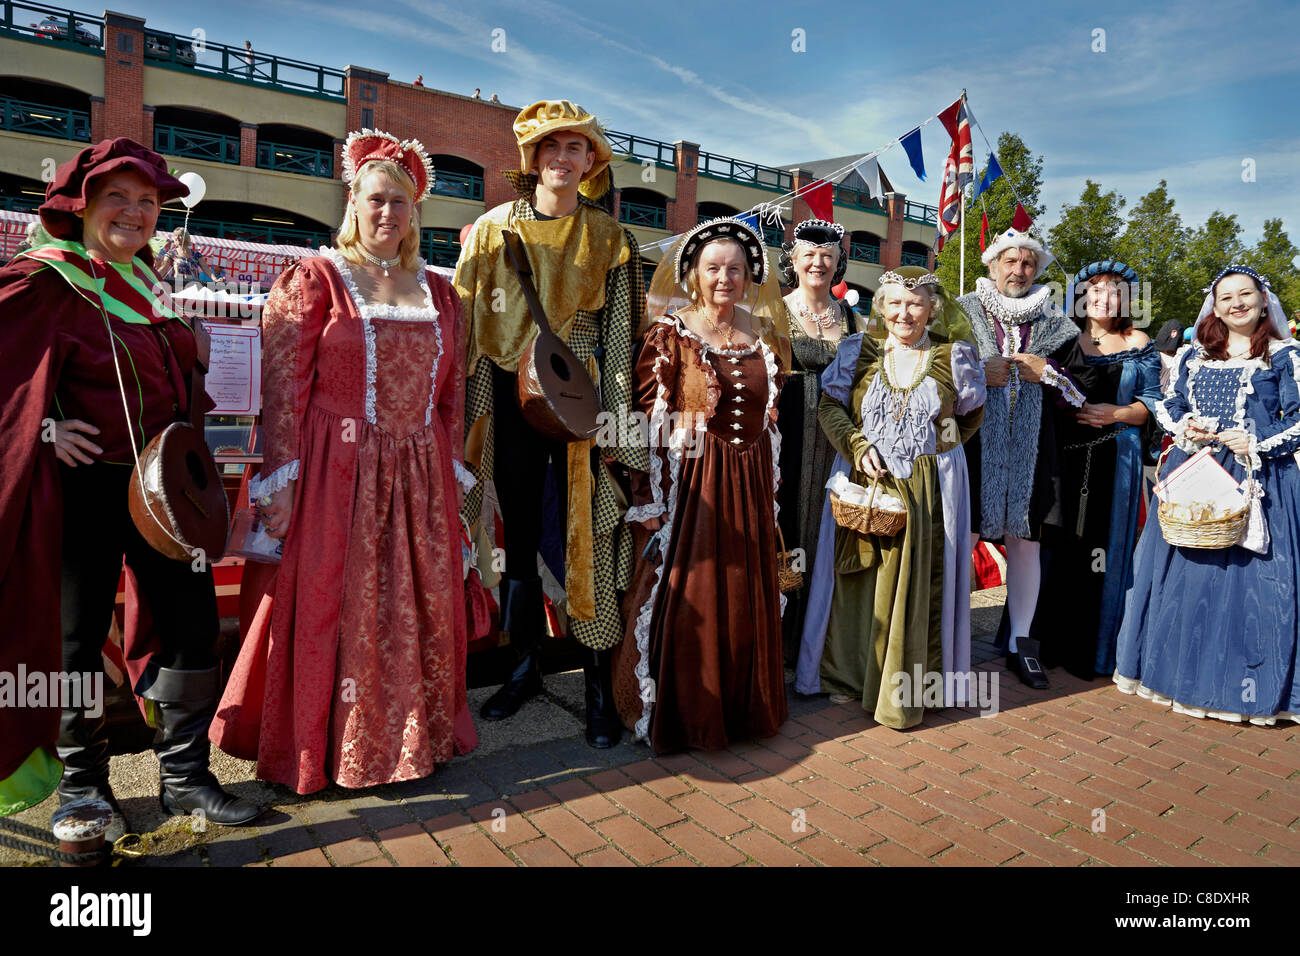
[210,131,477,793]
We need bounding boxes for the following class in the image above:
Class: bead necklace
[885,335,934,421]
[358,245,400,277]
[796,296,840,339]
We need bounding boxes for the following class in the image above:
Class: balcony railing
[0,95,89,141]
[849,240,881,264]
[762,224,785,248]
[431,170,484,202]
[900,249,930,267]
[697,152,793,192]
[904,201,937,225]
[619,199,667,230]
[0,2,103,50]
[421,229,462,268]
[256,140,333,178]
[156,211,327,247]
[0,194,43,211]
[606,129,676,168]
[833,183,885,214]
[142,28,346,100]
[155,124,240,164]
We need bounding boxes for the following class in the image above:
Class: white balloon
[845,289,860,307]
[178,171,206,208]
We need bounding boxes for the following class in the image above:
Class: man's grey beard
[996,278,1030,299]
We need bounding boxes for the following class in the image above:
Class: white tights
[972,533,1040,653]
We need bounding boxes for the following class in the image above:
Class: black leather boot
[480,578,544,721]
[147,666,262,827]
[583,648,621,749]
[55,693,128,846]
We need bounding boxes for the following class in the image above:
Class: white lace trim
[760,336,786,619]
[974,276,1052,326]
[452,459,477,492]
[1112,672,1300,726]
[1041,364,1084,408]
[249,459,299,499]
[1184,346,1258,472]
[624,502,666,523]
[320,247,443,428]
[1257,343,1300,457]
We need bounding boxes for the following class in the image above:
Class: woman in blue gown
[1114,265,1300,724]
[1034,260,1163,680]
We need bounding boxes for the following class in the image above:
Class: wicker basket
[830,475,907,537]
[776,524,802,593]
[1155,447,1249,549]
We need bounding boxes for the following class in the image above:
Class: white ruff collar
[975,276,1053,326]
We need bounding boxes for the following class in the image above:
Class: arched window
[618,187,668,230]
[430,155,484,202]
[849,231,882,264]
[901,241,930,268]
[153,106,241,164]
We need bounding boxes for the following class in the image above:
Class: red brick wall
[666,141,699,236]
[240,123,257,167]
[90,96,105,143]
[103,13,146,144]
[883,193,905,269]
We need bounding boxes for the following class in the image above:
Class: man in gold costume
[455,100,645,748]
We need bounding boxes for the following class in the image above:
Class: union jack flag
[935,96,973,251]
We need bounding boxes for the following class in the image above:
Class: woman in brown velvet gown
[613,218,788,753]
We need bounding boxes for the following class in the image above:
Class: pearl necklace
[797,297,840,339]
[885,335,933,421]
[358,245,400,277]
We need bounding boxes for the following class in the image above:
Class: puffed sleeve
[1154,345,1198,453]
[818,333,874,468]
[248,260,328,499]
[950,340,987,442]
[431,271,473,493]
[624,320,676,522]
[1132,346,1164,416]
[1252,343,1300,461]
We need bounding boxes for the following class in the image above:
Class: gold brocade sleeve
[600,228,648,472]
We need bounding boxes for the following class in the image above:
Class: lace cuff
[625,503,667,523]
[249,460,300,500]
[1041,364,1085,408]
[452,459,477,493]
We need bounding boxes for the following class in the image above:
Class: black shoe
[481,577,545,722]
[148,666,262,827]
[583,648,622,749]
[55,697,129,845]
[1010,637,1050,690]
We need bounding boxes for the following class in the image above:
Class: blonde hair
[336,160,422,272]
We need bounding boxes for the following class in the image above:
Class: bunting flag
[936,148,961,252]
[979,208,989,252]
[974,152,1003,199]
[850,156,883,199]
[1011,202,1034,232]
[802,178,833,222]
[937,96,973,191]
[900,126,926,181]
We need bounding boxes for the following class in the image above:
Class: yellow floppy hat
[513,100,613,197]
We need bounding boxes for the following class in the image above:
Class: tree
[1246,218,1300,317]
[1047,180,1127,278]
[1115,181,1192,329]
[935,131,1048,296]
[1178,211,1247,318]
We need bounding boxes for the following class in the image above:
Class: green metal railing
[833,183,885,214]
[762,223,785,248]
[619,199,667,230]
[155,124,240,164]
[697,209,739,224]
[904,201,937,225]
[142,28,345,100]
[256,140,333,178]
[156,211,326,247]
[0,95,89,140]
[0,2,102,50]
[421,229,461,268]
[0,194,42,211]
[432,170,483,202]
[849,240,881,263]
[607,129,676,168]
[697,151,793,192]
[900,249,930,267]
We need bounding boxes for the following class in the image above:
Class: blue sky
[120,0,1298,252]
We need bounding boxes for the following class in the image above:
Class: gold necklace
[699,308,737,347]
[886,339,933,421]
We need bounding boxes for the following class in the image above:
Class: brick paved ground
[155,657,1300,868]
[7,589,1297,868]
